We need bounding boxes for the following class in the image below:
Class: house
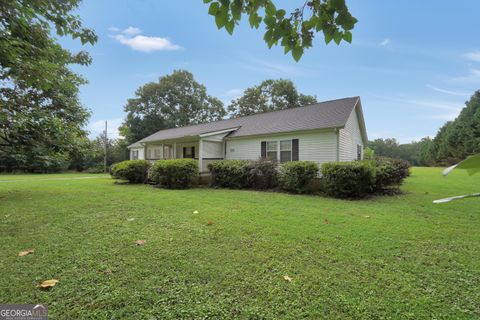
[128,96,368,173]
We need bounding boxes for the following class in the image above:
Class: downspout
[335,128,340,162]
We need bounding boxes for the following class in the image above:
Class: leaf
[265,2,276,16]
[39,279,59,289]
[283,275,292,282]
[127,218,135,221]
[18,248,35,256]
[292,46,303,62]
[343,31,352,43]
[225,20,235,35]
[333,31,343,45]
[443,154,480,176]
[324,219,330,224]
[364,215,370,219]
[215,11,228,29]
[433,193,480,204]
[193,210,199,214]
[208,2,220,15]
[134,239,146,246]
[207,221,214,225]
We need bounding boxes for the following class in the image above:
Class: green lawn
[0,168,479,319]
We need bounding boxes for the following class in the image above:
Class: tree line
[368,91,480,166]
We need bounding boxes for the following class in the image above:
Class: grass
[0,168,479,319]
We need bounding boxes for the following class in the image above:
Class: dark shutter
[261,141,267,158]
[292,139,299,161]
[191,146,195,159]
[183,147,186,158]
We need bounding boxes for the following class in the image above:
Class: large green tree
[0,0,97,171]
[0,0,97,90]
[204,0,357,61]
[227,79,317,117]
[120,70,226,144]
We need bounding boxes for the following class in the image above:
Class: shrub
[149,159,198,189]
[373,157,410,191]
[279,161,319,193]
[85,165,105,174]
[208,160,253,189]
[249,158,278,189]
[321,161,376,198]
[111,160,150,183]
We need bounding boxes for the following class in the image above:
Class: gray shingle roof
[129,96,360,147]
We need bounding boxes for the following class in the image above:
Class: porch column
[160,144,164,159]
[173,142,177,159]
[198,139,203,172]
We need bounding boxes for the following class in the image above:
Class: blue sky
[60,1,480,143]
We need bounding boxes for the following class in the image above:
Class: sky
[60,1,480,143]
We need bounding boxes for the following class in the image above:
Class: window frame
[266,141,278,161]
[279,140,292,163]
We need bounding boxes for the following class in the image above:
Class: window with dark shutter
[292,139,299,161]
[261,141,266,158]
[191,146,195,159]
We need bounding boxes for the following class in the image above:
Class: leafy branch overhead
[204,0,357,61]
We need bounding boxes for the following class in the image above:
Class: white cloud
[426,84,469,96]
[225,88,243,99]
[452,68,480,82]
[463,50,480,62]
[108,26,120,32]
[379,38,391,47]
[88,118,124,140]
[122,26,142,36]
[109,27,182,53]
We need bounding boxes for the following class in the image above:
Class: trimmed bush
[250,158,278,189]
[321,161,376,198]
[279,161,319,193]
[208,160,252,189]
[149,159,198,189]
[373,157,410,191]
[111,160,150,183]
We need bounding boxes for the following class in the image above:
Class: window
[184,146,194,158]
[154,147,161,159]
[266,141,277,161]
[163,144,173,159]
[131,150,138,160]
[357,144,362,160]
[280,140,292,163]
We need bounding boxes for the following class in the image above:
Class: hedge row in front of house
[110,156,410,198]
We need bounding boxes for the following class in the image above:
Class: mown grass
[0,168,479,319]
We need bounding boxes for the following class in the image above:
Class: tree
[120,70,226,144]
[0,0,97,90]
[227,79,317,117]
[204,0,357,61]
[0,64,91,172]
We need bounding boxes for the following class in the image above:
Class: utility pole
[104,120,108,173]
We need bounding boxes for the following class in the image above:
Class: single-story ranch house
[128,96,368,173]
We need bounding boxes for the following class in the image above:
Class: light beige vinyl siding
[225,130,337,164]
[339,107,364,161]
[202,140,223,158]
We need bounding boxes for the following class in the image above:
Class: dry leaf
[18,248,34,257]
[127,218,135,221]
[283,275,292,282]
[134,240,146,246]
[104,268,113,275]
[324,219,330,224]
[39,279,59,289]
[193,210,199,214]
[206,221,214,225]
[364,215,370,219]
[5,214,10,218]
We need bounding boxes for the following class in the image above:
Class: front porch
[142,136,225,173]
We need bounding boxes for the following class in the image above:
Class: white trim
[199,127,240,138]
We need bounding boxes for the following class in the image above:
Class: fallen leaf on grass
[193,210,199,214]
[283,275,292,282]
[206,221,214,225]
[134,240,146,246]
[104,268,113,275]
[39,279,59,289]
[324,219,330,224]
[127,218,135,221]
[364,215,370,219]
[5,214,10,218]
[18,248,34,256]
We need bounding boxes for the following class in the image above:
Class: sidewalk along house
[128,96,368,173]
